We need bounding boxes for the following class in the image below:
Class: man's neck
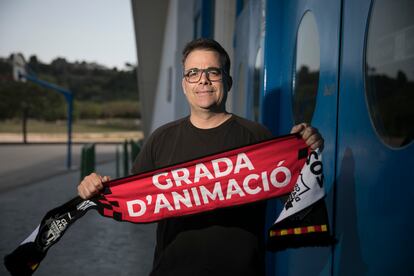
[189,111,232,129]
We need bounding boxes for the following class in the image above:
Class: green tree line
[0,54,140,121]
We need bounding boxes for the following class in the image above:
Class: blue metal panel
[201,0,214,38]
[334,0,414,274]
[193,0,215,39]
[262,3,284,274]
[263,0,342,275]
[236,0,244,16]
[262,0,283,135]
[234,0,414,274]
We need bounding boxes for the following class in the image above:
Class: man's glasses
[183,67,224,83]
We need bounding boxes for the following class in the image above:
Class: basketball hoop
[10,53,74,168]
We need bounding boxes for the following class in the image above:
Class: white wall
[150,0,195,133]
[214,0,236,113]
[150,0,179,133]
[173,0,194,120]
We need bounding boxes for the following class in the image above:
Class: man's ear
[182,78,187,94]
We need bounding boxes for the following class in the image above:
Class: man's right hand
[78,173,110,199]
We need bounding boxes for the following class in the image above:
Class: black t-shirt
[132,115,272,276]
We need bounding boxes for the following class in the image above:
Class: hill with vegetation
[0,54,140,121]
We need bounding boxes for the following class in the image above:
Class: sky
[0,0,136,70]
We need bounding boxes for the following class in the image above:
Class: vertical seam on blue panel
[331,0,344,275]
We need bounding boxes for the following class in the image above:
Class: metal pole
[123,140,129,176]
[22,106,28,144]
[116,145,120,178]
[66,94,73,169]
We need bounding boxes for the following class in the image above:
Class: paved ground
[0,131,143,143]
[0,145,156,276]
[0,144,120,192]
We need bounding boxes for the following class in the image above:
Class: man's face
[182,49,227,113]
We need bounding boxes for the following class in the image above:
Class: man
[78,38,323,275]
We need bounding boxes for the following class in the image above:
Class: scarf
[4,134,333,275]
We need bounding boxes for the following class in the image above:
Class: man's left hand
[290,123,324,151]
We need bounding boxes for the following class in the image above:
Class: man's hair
[182,38,231,76]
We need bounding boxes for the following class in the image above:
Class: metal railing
[80,140,141,180]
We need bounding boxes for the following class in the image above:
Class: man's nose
[199,71,211,84]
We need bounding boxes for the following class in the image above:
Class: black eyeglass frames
[183,67,224,83]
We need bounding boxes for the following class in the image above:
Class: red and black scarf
[4,134,334,275]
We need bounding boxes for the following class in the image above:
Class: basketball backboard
[12,53,27,82]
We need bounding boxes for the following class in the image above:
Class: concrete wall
[131,0,169,138]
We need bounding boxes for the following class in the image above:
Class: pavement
[0,144,118,193]
[0,144,156,276]
[0,131,143,143]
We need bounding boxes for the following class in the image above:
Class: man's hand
[78,173,110,199]
[290,123,324,151]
